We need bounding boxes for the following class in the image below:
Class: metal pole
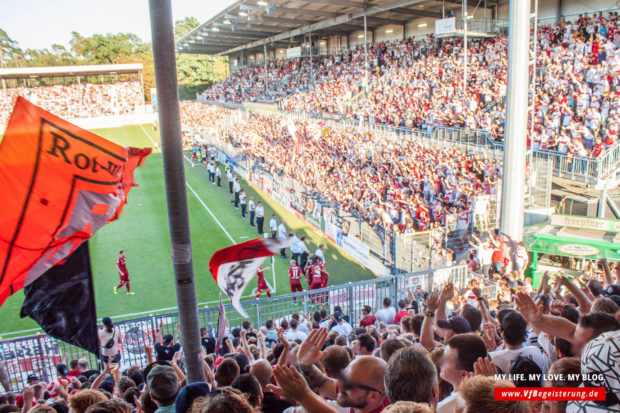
[148,0,205,383]
[364,14,368,88]
[463,0,467,95]
[309,33,313,85]
[499,0,530,242]
[264,43,268,90]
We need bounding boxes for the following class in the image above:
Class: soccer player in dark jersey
[254,265,271,299]
[114,250,134,295]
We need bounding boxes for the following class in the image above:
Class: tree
[175,17,200,41]
[0,28,23,67]
[70,32,149,64]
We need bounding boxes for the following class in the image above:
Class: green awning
[524,223,620,261]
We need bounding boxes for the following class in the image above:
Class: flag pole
[148,0,204,383]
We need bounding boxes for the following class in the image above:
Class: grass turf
[0,124,375,336]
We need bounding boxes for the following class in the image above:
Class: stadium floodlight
[418,23,427,28]
[385,29,393,33]
[358,34,364,38]
[257,0,268,6]
[212,27,220,31]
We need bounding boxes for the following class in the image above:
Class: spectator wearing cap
[489,311,549,374]
[436,316,471,339]
[330,312,352,338]
[47,364,70,399]
[174,382,211,413]
[147,365,179,413]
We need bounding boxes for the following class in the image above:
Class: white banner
[435,17,456,35]
[325,222,370,267]
[286,47,302,59]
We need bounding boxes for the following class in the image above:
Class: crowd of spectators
[0,81,144,128]
[194,109,501,239]
[202,12,619,159]
[2,256,618,413]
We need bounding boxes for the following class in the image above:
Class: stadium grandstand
[1,1,620,413]
[0,64,146,129]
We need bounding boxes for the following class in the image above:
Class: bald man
[250,359,292,413]
[336,356,388,413]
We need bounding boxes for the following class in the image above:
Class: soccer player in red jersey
[255,265,271,299]
[306,256,324,305]
[114,250,134,295]
[288,260,303,303]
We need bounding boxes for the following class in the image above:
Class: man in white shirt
[269,214,277,238]
[232,179,241,209]
[255,202,265,235]
[374,297,396,325]
[248,197,256,227]
[239,190,247,219]
[285,319,308,343]
[330,311,352,338]
[226,169,234,194]
[490,311,549,374]
[215,164,222,187]
[314,244,326,266]
[277,220,288,258]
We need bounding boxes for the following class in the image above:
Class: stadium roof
[177,0,488,56]
[0,64,144,79]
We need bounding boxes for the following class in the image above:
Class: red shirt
[288,266,302,282]
[257,268,266,283]
[117,256,128,274]
[393,310,409,324]
[360,315,376,327]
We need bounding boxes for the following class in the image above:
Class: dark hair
[380,338,409,362]
[313,312,321,323]
[265,319,273,329]
[122,388,141,408]
[320,309,328,319]
[447,334,487,372]
[560,305,580,323]
[501,312,528,346]
[323,346,351,376]
[280,319,289,330]
[290,319,298,330]
[398,300,407,309]
[358,334,376,353]
[291,313,300,321]
[362,305,372,315]
[461,305,482,332]
[400,316,412,333]
[411,315,424,337]
[70,359,79,369]
[509,356,542,387]
[102,317,113,333]
[242,320,251,330]
[231,374,262,407]
[216,358,240,386]
[548,357,582,388]
[577,312,619,338]
[49,403,68,413]
[117,377,137,396]
[385,347,437,404]
[383,297,392,307]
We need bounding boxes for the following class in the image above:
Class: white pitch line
[139,124,160,150]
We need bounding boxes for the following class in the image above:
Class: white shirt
[278,223,287,238]
[331,322,352,337]
[490,345,549,374]
[315,248,325,263]
[256,205,264,217]
[285,329,308,342]
[437,392,458,413]
[248,200,255,211]
[215,167,221,176]
[233,182,241,193]
[270,218,277,231]
[240,193,246,204]
[374,307,396,325]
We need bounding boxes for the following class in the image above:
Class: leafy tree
[175,17,200,41]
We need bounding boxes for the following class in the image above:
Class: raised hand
[267,365,311,402]
[439,283,455,303]
[297,328,328,366]
[277,328,290,349]
[427,291,440,313]
[515,291,543,323]
[474,356,498,377]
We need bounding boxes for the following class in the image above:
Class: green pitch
[0,124,375,337]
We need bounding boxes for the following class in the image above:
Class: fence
[0,264,496,391]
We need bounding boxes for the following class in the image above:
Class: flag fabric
[214,294,227,356]
[0,97,151,306]
[20,242,100,356]
[286,120,301,147]
[306,121,329,140]
[208,238,291,317]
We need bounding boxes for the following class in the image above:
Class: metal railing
[0,264,497,391]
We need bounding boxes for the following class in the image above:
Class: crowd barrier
[0,264,495,391]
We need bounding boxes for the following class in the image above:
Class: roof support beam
[219,0,426,55]
[305,0,366,8]
[392,7,442,18]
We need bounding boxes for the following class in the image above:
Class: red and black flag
[209,238,290,317]
[0,97,151,306]
[20,242,99,356]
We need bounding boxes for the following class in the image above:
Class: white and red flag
[208,238,290,317]
[286,120,302,147]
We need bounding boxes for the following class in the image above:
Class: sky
[0,0,237,50]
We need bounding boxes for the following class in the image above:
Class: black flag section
[20,242,99,356]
